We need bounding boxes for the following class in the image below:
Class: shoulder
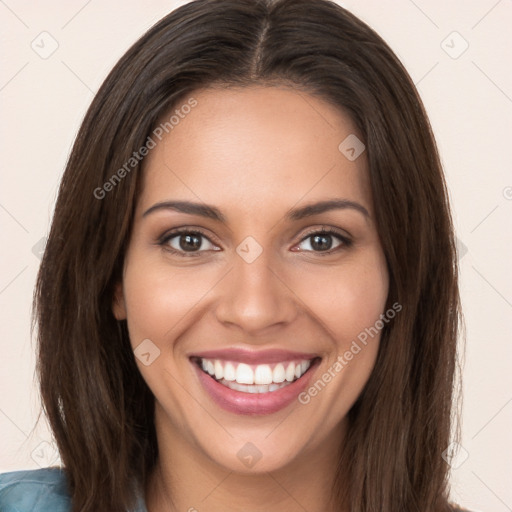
[0,467,71,512]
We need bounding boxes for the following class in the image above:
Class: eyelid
[158,226,218,244]
[298,225,351,242]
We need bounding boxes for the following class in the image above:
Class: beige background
[1,1,511,510]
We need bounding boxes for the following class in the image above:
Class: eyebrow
[142,198,370,222]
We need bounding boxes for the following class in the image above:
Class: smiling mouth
[191,356,320,394]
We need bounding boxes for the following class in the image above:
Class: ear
[112,281,127,320]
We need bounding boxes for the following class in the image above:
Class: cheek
[294,254,389,349]
[120,260,219,406]
[293,254,388,424]
[122,261,217,346]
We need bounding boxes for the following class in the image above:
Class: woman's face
[113,85,389,473]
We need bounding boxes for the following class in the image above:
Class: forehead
[138,85,372,218]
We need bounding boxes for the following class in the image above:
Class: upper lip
[189,348,320,364]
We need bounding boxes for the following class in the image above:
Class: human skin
[112,85,389,512]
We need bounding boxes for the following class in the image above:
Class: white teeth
[223,362,236,381]
[236,363,254,384]
[273,363,286,383]
[301,360,311,374]
[285,362,295,382]
[226,381,245,392]
[218,379,291,394]
[198,357,314,387]
[254,364,273,385]
[214,360,223,380]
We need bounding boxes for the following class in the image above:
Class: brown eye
[296,229,352,254]
[159,229,219,257]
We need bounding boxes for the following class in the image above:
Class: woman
[0,0,471,510]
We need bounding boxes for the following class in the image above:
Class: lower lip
[192,359,319,415]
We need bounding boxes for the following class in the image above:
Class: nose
[214,248,299,336]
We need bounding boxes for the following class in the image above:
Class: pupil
[312,234,332,251]
[180,234,201,251]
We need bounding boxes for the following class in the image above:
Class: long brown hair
[33,0,462,510]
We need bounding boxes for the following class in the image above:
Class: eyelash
[158,226,352,258]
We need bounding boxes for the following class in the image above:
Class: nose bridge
[214,241,297,333]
